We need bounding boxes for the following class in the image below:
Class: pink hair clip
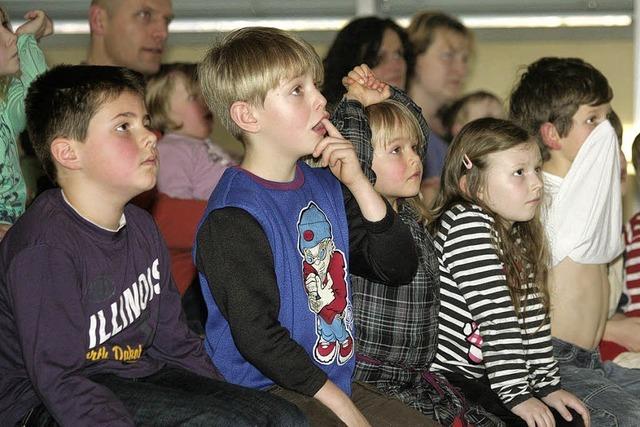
[462,154,473,170]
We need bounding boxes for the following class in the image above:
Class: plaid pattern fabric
[332,89,503,426]
[331,87,430,187]
[352,206,502,426]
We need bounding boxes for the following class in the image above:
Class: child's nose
[143,128,158,148]
[531,174,542,191]
[314,89,327,111]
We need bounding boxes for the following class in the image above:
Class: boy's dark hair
[632,132,640,173]
[322,16,414,108]
[509,57,612,161]
[609,109,623,143]
[25,65,145,182]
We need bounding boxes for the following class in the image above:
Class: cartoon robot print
[297,202,354,365]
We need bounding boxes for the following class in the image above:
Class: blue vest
[196,162,355,394]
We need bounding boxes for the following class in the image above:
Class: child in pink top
[146,63,236,201]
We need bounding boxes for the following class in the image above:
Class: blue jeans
[317,316,350,343]
[553,337,640,426]
[21,366,308,426]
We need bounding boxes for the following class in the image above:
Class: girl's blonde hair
[0,5,12,100]
[365,99,429,223]
[430,117,550,315]
[145,62,200,133]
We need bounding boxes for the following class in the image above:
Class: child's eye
[390,146,400,154]
[291,86,302,96]
[116,123,130,132]
[586,116,601,125]
[513,169,524,176]
[534,166,542,174]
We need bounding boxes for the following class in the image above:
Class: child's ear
[540,122,562,150]
[51,138,81,171]
[229,101,259,133]
[458,174,481,200]
[458,174,470,196]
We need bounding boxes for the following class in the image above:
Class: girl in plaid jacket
[332,64,503,427]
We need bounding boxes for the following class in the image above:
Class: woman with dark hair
[322,16,413,109]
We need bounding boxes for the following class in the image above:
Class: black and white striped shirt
[432,203,560,408]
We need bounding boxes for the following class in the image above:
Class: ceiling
[2,0,633,19]
[2,0,634,45]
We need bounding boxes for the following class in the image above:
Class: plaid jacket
[332,88,503,426]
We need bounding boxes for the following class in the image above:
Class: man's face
[102,0,173,75]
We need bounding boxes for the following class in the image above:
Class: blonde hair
[0,5,12,100]
[429,118,550,315]
[198,27,323,142]
[145,62,199,133]
[366,99,430,223]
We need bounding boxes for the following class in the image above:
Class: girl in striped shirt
[429,118,589,427]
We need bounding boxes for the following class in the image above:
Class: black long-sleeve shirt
[196,186,418,396]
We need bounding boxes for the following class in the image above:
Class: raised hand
[16,10,53,40]
[342,64,391,107]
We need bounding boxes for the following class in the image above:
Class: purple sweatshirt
[0,189,219,426]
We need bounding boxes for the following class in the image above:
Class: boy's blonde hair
[366,99,429,222]
[198,27,323,141]
[146,62,199,133]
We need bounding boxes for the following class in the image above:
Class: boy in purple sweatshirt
[0,65,307,426]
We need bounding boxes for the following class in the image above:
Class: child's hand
[342,64,391,107]
[511,397,555,427]
[312,118,368,189]
[542,389,590,427]
[16,10,54,40]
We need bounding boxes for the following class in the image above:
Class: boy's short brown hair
[509,57,612,161]
[146,62,199,133]
[198,27,323,142]
[25,65,145,182]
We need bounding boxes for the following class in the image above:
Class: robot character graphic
[297,202,353,365]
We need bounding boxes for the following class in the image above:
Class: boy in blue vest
[196,27,434,426]
[0,65,306,426]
